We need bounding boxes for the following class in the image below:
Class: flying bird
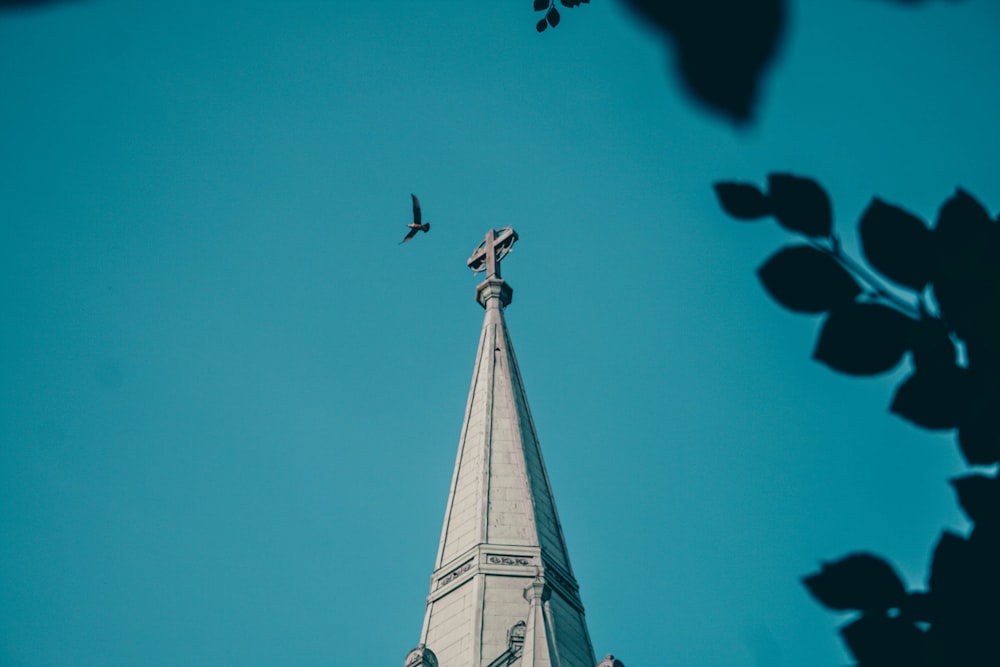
[400,193,430,244]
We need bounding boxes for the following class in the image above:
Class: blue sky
[2,1,999,666]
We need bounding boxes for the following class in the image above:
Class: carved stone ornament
[487,555,532,566]
[507,620,527,648]
[595,654,625,667]
[404,645,438,667]
[437,560,473,588]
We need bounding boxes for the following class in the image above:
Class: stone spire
[405,229,598,667]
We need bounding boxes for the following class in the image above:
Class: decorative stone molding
[404,645,438,667]
[437,560,473,588]
[487,555,533,566]
[596,654,625,667]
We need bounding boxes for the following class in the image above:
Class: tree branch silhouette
[716,174,1000,665]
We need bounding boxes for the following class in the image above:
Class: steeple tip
[410,226,598,667]
[467,227,518,309]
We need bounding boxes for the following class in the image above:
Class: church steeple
[405,229,599,667]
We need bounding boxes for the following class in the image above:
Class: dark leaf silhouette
[757,245,860,313]
[965,331,1000,376]
[534,0,548,11]
[931,189,1000,340]
[713,181,770,221]
[859,198,933,290]
[814,303,913,375]
[767,173,832,238]
[950,474,999,526]
[620,0,785,123]
[536,18,548,32]
[958,400,1000,466]
[907,318,955,371]
[890,365,968,430]
[802,553,907,611]
[839,614,926,665]
[934,188,993,257]
[934,269,1000,346]
[927,528,1000,662]
[928,531,967,602]
[899,591,934,623]
[546,6,560,27]
[614,0,940,124]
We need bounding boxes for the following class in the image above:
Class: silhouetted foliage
[620,0,785,124]
[803,553,908,611]
[756,245,861,314]
[715,174,1000,665]
[532,0,589,33]
[532,1,955,123]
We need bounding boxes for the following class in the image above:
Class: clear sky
[2,1,999,666]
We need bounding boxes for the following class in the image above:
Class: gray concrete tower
[405,229,598,667]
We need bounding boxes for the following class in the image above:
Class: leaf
[958,398,1000,466]
[621,0,785,123]
[931,190,1000,342]
[802,552,907,611]
[839,614,925,665]
[713,181,770,221]
[899,592,933,623]
[934,188,993,257]
[928,531,968,601]
[814,303,913,375]
[928,529,998,643]
[950,474,999,525]
[929,190,1000,344]
[536,17,548,32]
[859,198,933,290]
[546,6,560,27]
[534,0,548,11]
[890,365,968,430]
[966,333,1000,376]
[907,318,955,371]
[767,173,832,238]
[757,245,861,313]
[931,190,998,331]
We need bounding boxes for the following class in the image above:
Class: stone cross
[467,227,518,280]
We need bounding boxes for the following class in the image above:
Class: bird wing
[411,193,422,225]
[400,227,419,244]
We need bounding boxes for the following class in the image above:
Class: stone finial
[523,579,551,602]
[596,654,625,667]
[404,645,438,667]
